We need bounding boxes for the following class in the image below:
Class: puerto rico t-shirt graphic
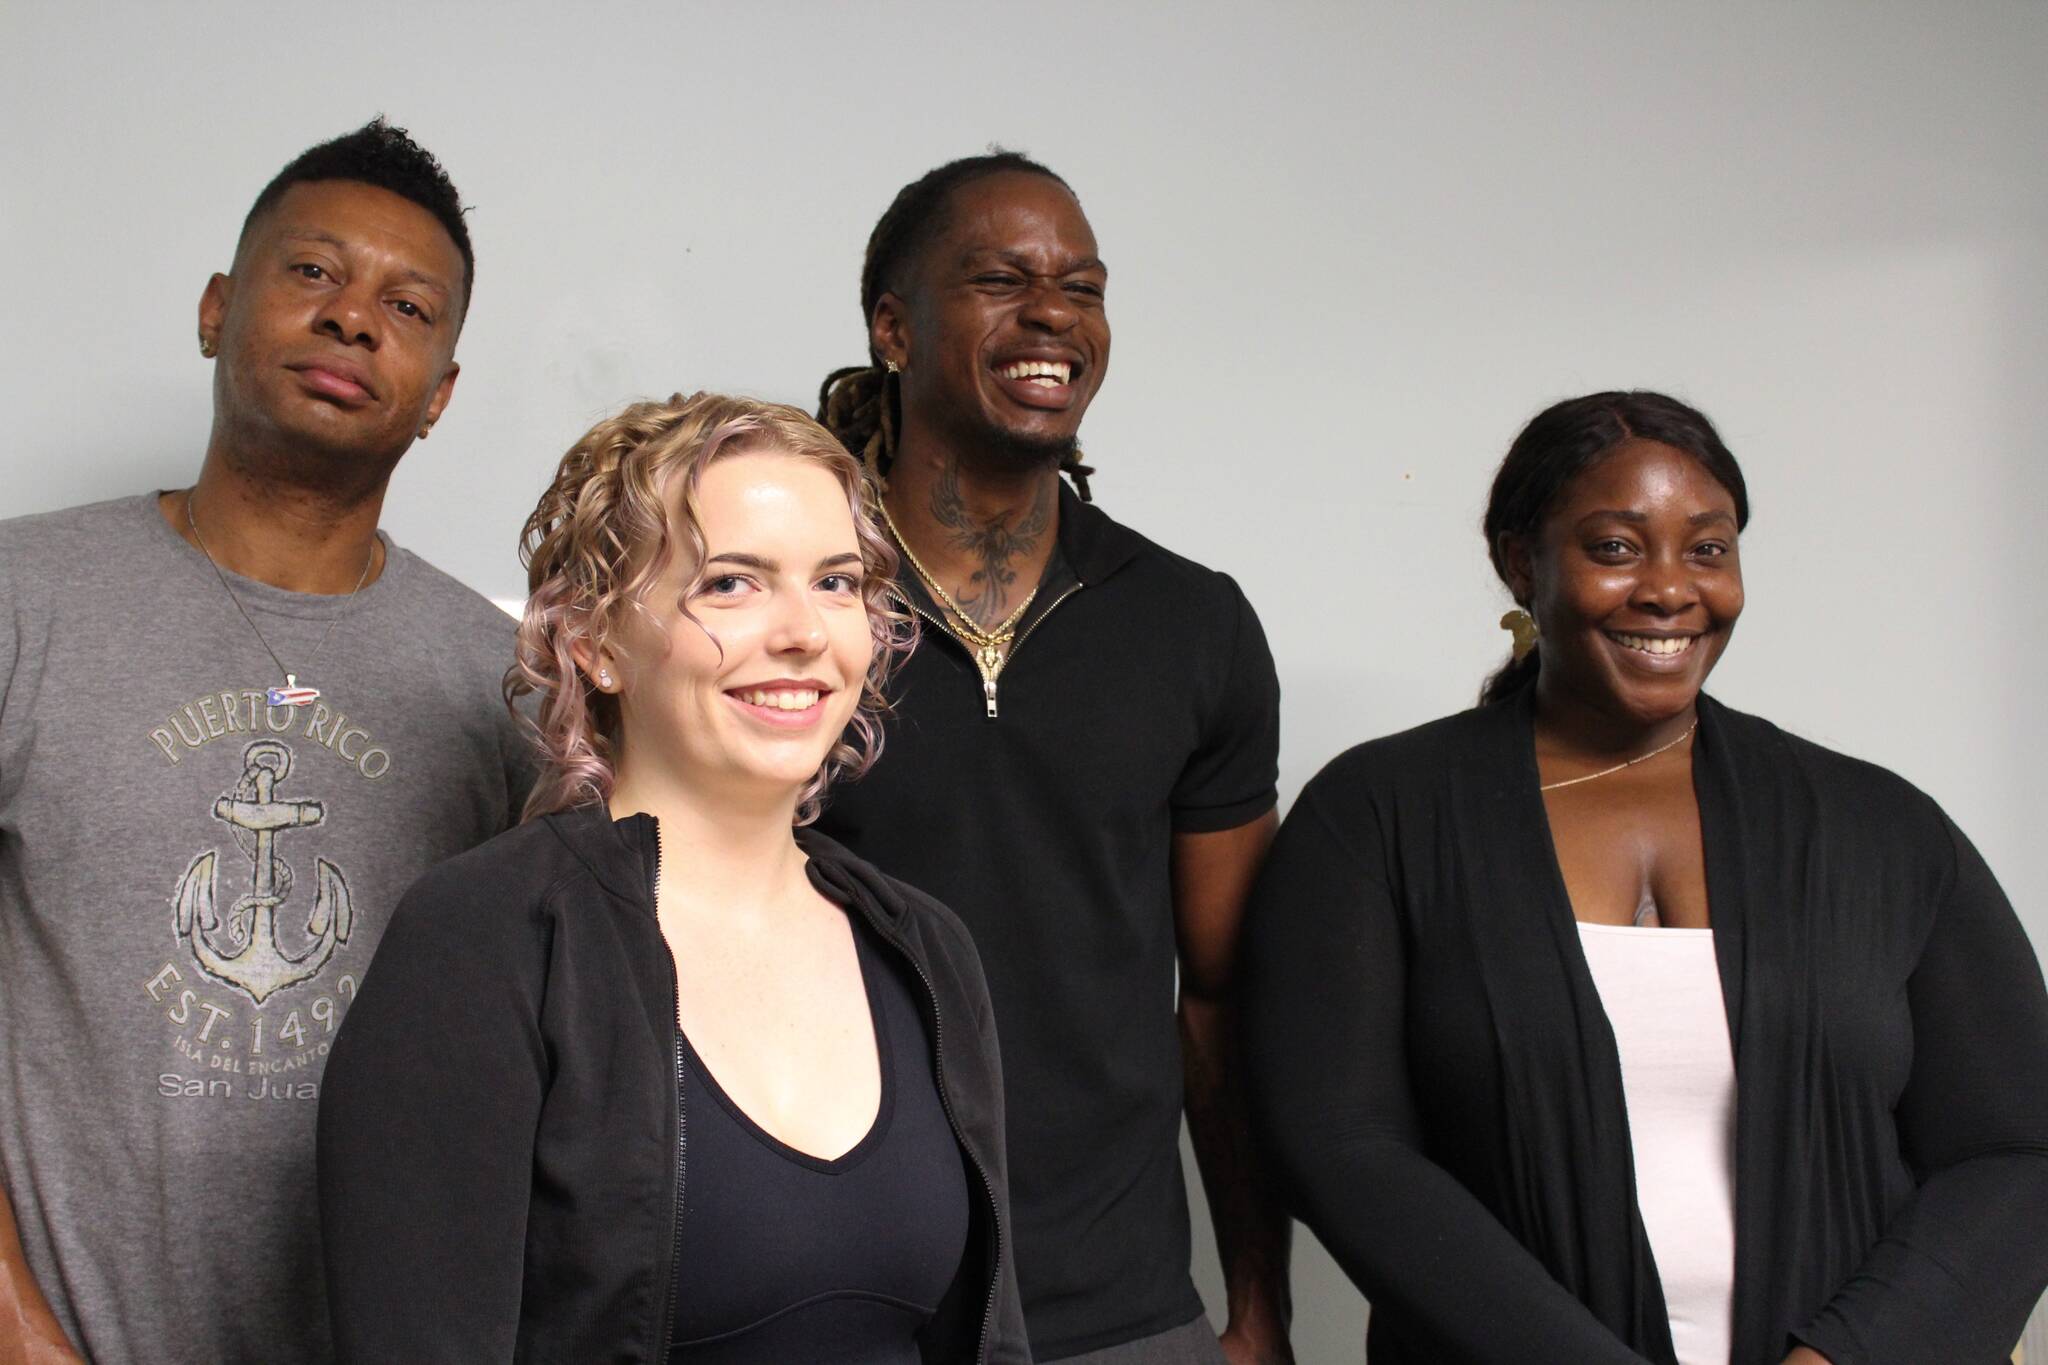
[143,689,394,1103]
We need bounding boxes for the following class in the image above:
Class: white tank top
[1577,923,1737,1365]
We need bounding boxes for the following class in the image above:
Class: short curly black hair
[237,117,474,313]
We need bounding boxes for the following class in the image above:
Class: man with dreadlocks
[816,154,1293,1365]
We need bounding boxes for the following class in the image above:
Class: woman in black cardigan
[1243,390,2048,1364]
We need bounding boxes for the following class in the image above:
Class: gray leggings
[1051,1315,1229,1365]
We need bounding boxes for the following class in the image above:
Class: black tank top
[669,914,972,1363]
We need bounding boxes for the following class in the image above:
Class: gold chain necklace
[879,499,1040,685]
[1538,719,1698,792]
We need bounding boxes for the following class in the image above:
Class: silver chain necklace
[184,490,374,708]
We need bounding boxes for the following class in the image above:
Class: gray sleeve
[0,540,35,812]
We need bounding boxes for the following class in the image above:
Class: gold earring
[1500,609,1539,662]
[884,359,900,374]
[198,335,217,358]
[418,423,433,440]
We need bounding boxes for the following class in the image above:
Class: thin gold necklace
[878,499,1040,682]
[1539,719,1698,792]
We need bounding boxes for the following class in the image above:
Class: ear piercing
[1500,609,1540,662]
[198,334,217,358]
[598,669,612,688]
[884,359,900,374]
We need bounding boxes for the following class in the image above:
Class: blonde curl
[507,391,916,825]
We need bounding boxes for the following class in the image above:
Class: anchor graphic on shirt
[171,739,353,1005]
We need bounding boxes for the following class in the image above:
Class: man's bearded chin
[978,421,1080,473]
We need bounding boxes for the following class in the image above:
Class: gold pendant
[974,642,1007,720]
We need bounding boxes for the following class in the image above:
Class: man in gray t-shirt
[0,120,532,1364]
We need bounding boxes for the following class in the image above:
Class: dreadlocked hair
[815,150,1098,502]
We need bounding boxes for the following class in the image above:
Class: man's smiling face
[881,170,1110,467]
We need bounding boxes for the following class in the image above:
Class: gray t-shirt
[0,493,534,1364]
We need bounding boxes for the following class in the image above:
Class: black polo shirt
[814,483,1280,1360]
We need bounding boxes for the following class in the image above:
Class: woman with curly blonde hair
[319,392,1028,1364]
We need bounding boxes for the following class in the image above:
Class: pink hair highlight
[507,392,915,825]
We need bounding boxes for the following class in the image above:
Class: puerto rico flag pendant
[267,674,321,707]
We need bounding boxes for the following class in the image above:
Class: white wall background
[5,2,2044,1358]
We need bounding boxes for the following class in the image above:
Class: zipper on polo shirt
[904,582,1083,720]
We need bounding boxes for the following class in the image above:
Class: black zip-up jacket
[316,803,1029,1364]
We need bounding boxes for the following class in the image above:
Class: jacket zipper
[908,580,1082,720]
[889,938,1004,1364]
[646,816,998,1361]
[651,824,685,1365]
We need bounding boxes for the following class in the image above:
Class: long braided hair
[817,151,1097,501]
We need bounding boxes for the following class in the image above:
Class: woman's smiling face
[1510,438,1745,729]
[606,450,874,808]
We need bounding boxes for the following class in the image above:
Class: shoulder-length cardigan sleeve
[1243,767,1651,1364]
[1791,813,2048,1364]
[317,861,551,1362]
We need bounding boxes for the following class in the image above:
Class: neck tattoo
[184,490,375,708]
[926,460,1053,629]
[881,499,1041,720]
